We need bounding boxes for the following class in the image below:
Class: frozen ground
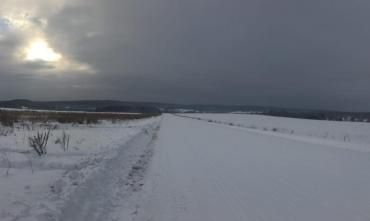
[1,113,370,221]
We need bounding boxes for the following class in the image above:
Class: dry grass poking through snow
[0,109,160,126]
[0,111,161,220]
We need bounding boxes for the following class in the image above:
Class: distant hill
[0,99,369,122]
[0,99,270,113]
[0,100,163,112]
[96,105,161,114]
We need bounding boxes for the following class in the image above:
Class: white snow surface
[183,113,370,152]
[0,117,160,221]
[1,113,370,221]
[137,114,370,221]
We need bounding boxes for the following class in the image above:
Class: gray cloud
[1,0,370,111]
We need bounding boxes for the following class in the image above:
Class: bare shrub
[28,129,51,156]
[0,151,11,176]
[344,134,351,142]
[20,122,31,131]
[26,155,34,174]
[55,131,70,152]
[0,127,13,136]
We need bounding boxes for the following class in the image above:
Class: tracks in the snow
[58,125,159,221]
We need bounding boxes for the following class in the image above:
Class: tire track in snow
[58,125,159,221]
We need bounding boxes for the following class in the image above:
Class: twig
[2,152,11,176]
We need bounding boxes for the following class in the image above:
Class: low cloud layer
[1,0,370,111]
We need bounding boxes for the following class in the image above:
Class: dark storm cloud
[1,0,370,111]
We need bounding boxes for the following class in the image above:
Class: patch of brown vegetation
[0,109,160,126]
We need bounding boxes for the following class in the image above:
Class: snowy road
[137,114,370,221]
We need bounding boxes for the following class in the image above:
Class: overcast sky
[0,0,370,111]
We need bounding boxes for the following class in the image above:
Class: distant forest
[0,99,369,123]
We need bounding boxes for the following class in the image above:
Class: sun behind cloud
[24,39,62,62]
[19,38,95,74]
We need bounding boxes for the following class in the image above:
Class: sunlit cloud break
[24,39,62,62]
[0,2,95,74]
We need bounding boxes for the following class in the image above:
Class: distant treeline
[264,110,370,123]
[95,106,161,114]
[0,100,162,114]
[0,99,369,123]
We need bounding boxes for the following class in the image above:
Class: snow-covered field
[183,113,370,152]
[0,117,161,221]
[137,114,370,221]
[1,113,370,221]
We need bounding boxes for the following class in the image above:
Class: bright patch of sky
[0,3,94,74]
